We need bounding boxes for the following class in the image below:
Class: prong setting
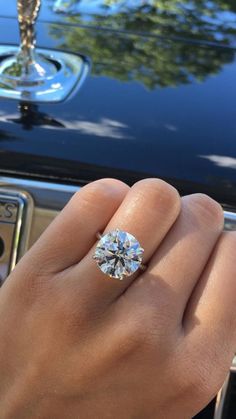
[93,230,145,280]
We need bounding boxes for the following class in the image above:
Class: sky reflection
[200,155,236,170]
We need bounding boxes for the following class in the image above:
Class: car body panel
[0,11,236,205]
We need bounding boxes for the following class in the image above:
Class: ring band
[93,229,146,280]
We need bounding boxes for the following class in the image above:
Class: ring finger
[63,179,181,305]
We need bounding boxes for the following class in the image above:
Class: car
[0,1,235,418]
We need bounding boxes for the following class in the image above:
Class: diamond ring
[93,229,146,280]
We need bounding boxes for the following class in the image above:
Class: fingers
[185,231,236,351]
[123,194,224,323]
[65,179,181,304]
[18,179,129,274]
[179,232,236,402]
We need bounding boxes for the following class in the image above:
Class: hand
[0,178,235,419]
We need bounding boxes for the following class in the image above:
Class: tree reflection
[50,0,236,89]
[101,0,236,43]
[51,0,236,43]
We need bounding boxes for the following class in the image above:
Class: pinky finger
[184,231,236,363]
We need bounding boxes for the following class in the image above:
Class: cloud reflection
[60,117,133,139]
[0,109,132,139]
[200,154,236,169]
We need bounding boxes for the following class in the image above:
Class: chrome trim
[0,188,33,283]
[0,45,89,103]
[0,177,80,260]
[1,176,236,219]
[0,1,89,103]
[224,211,236,231]
[0,177,78,193]
[28,207,59,248]
[0,177,79,210]
[232,356,236,372]
[0,177,80,271]
[214,375,230,419]
[214,358,236,419]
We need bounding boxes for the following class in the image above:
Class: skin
[0,178,235,419]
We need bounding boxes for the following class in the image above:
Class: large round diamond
[94,230,144,280]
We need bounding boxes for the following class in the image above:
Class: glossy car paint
[0,1,236,208]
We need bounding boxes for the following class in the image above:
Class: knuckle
[191,364,213,397]
[116,317,155,357]
[49,301,82,340]
[177,344,229,405]
[136,316,157,348]
[73,184,107,208]
[177,354,212,402]
[79,179,128,204]
[187,363,224,404]
[133,178,180,216]
[12,261,54,306]
[123,308,170,355]
[96,178,129,190]
[51,287,106,339]
[186,193,224,230]
[52,289,85,331]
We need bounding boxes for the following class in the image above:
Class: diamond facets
[94,230,144,280]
